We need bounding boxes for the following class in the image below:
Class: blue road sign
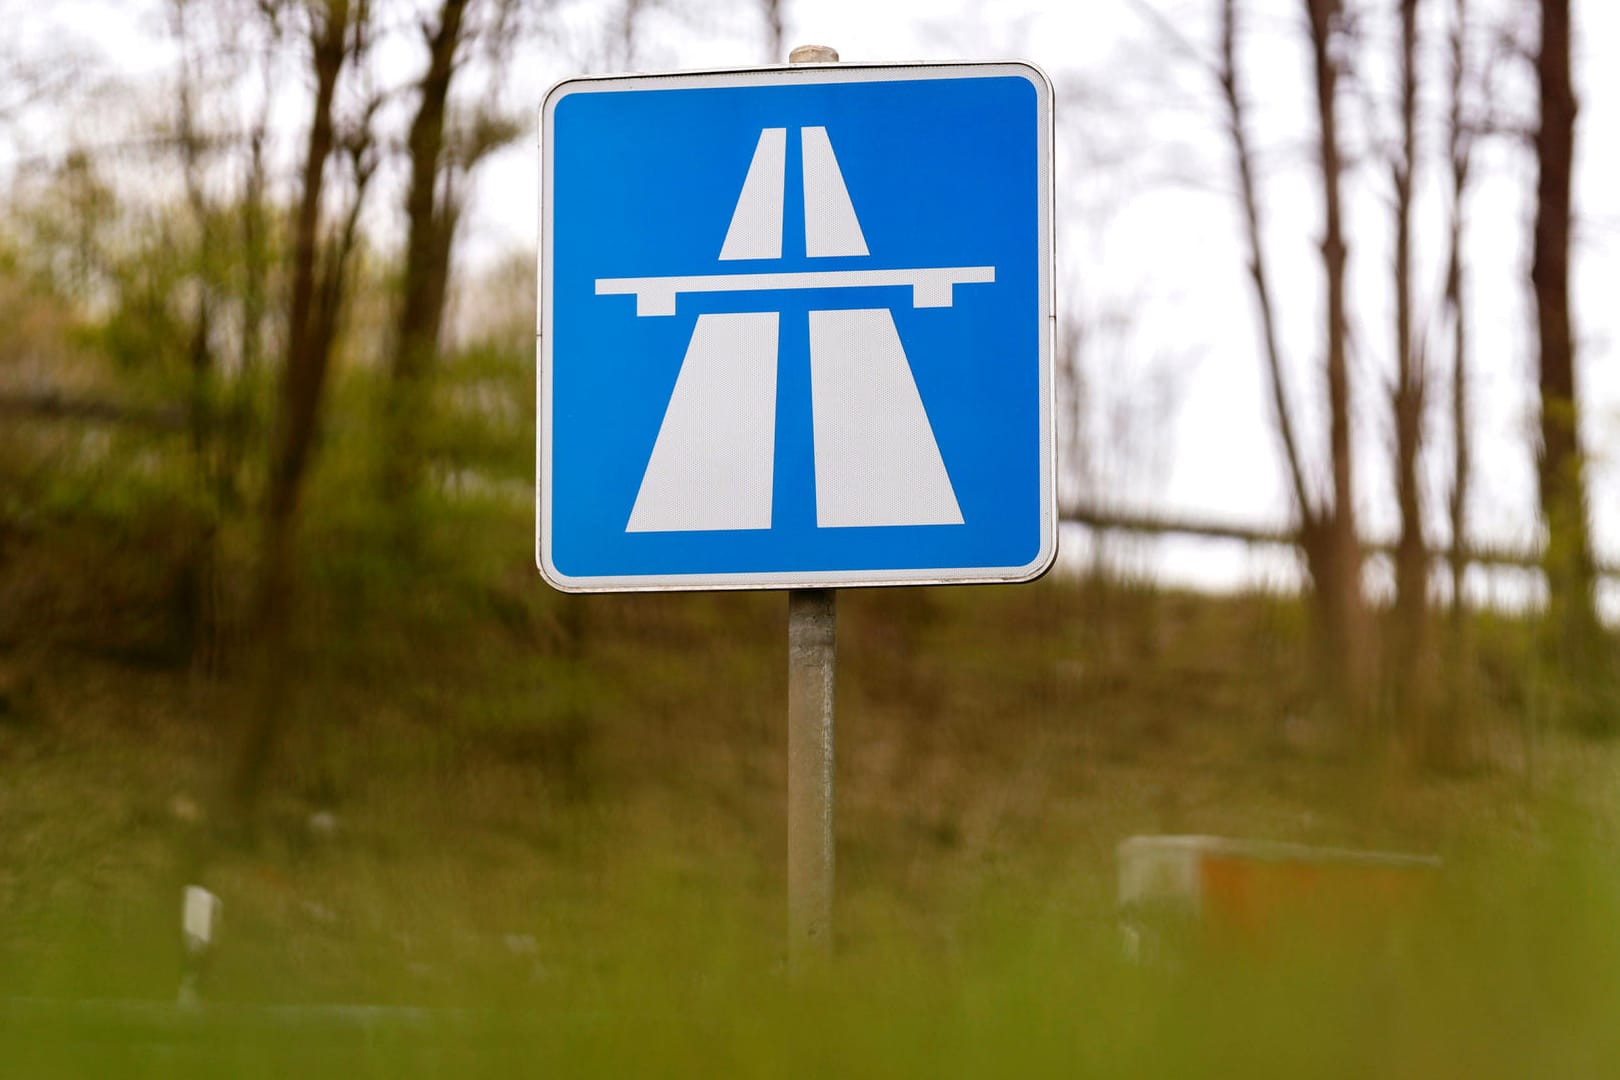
[538,62,1054,592]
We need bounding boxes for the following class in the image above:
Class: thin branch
[1218,0,1318,530]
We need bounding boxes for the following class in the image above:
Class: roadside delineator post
[178,884,220,1006]
[1117,835,1441,960]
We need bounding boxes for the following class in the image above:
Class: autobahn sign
[538,61,1055,592]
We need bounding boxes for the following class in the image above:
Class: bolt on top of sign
[539,62,1054,592]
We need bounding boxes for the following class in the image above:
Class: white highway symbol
[597,126,993,534]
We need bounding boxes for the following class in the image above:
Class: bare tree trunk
[1389,0,1432,736]
[231,0,361,829]
[1522,0,1600,725]
[1304,0,1369,721]
[1438,0,1476,765]
[1532,0,1605,729]
[762,0,785,61]
[617,0,646,69]
[383,0,468,515]
[1218,0,1368,722]
[1445,0,1471,624]
[1218,0,1315,530]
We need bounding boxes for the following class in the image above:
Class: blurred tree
[760,0,785,61]
[1436,0,1487,766]
[1300,0,1367,721]
[613,0,650,69]
[383,0,471,518]
[166,0,245,671]
[1443,0,1474,642]
[1218,0,1370,722]
[382,0,526,526]
[1387,0,1431,734]
[1531,0,1606,730]
[232,0,381,827]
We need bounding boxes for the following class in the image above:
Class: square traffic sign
[538,62,1054,591]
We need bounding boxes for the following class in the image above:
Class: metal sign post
[785,42,841,969]
[787,585,836,962]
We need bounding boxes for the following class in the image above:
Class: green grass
[4,449,1620,1074]
[5,835,1620,1077]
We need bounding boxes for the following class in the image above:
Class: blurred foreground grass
[4,833,1620,1077]
[3,417,1620,1075]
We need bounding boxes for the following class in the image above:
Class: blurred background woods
[0,0,1618,1023]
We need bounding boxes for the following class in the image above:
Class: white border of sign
[537,60,1056,593]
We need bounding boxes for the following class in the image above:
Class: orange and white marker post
[1118,835,1441,957]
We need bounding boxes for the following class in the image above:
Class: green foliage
[415,337,534,487]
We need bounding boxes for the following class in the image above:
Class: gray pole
[786,43,840,966]
[787,588,835,962]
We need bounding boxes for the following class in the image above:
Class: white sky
[9,0,1619,612]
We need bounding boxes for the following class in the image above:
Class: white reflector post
[178,884,220,1007]
[182,885,219,950]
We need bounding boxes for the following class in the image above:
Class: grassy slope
[3,471,1620,1074]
